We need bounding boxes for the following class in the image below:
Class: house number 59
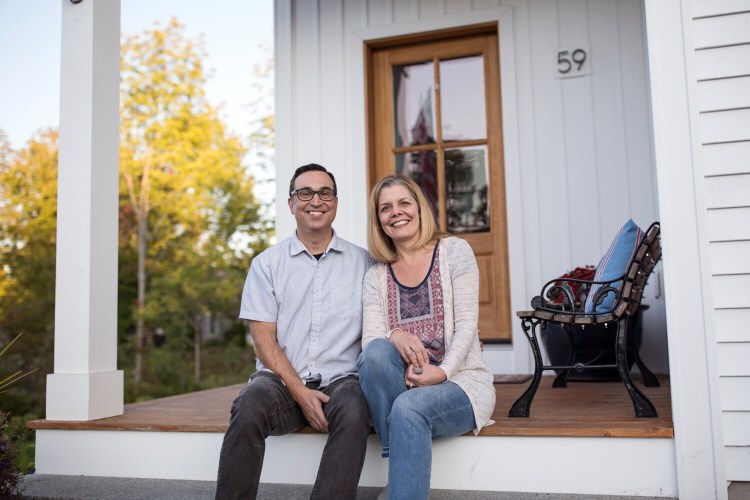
[555,48,591,79]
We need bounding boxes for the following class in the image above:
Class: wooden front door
[367,27,511,342]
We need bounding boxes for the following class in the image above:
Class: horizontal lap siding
[700,108,750,144]
[705,174,750,208]
[720,377,750,411]
[716,343,750,376]
[693,12,750,48]
[710,241,750,275]
[723,412,750,445]
[707,207,750,241]
[702,142,750,176]
[693,2,750,481]
[694,0,750,18]
[697,76,750,111]
[713,308,750,342]
[725,447,750,480]
[712,275,750,309]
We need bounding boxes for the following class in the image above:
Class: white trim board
[34,429,677,496]
[644,0,727,498]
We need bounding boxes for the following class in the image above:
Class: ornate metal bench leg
[629,313,660,387]
[509,318,543,417]
[616,319,657,417]
[552,324,576,388]
[632,348,660,387]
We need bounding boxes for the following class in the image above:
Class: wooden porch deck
[30,376,672,438]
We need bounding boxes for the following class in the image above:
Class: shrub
[0,412,23,499]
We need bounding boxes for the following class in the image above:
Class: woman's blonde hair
[368,174,440,263]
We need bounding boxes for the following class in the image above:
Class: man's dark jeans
[215,371,370,500]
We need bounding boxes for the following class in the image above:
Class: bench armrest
[534,273,628,316]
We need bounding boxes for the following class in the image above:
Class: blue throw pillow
[584,219,644,314]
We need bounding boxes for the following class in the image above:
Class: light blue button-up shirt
[240,231,373,387]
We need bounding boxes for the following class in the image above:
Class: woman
[358,174,496,500]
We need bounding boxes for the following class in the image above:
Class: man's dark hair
[288,163,338,198]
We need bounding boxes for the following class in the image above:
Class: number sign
[555,47,591,79]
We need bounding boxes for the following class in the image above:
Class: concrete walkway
[20,474,676,500]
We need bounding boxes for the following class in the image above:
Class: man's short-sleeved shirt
[240,231,373,387]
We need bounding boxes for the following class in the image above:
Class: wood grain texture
[29,376,673,438]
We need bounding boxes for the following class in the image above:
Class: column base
[46,370,124,421]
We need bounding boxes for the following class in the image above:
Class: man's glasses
[290,187,336,201]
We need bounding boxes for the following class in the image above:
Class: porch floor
[29,375,672,438]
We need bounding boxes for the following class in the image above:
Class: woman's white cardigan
[362,236,496,434]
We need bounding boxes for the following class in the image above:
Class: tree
[0,129,58,416]
[246,41,276,220]
[119,19,269,386]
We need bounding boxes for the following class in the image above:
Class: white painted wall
[692,0,750,482]
[275,0,667,375]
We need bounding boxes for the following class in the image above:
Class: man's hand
[290,385,331,432]
[250,321,331,432]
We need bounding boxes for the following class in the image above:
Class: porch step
[28,377,676,496]
[20,474,676,500]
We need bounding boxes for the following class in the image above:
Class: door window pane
[445,147,490,233]
[395,150,438,219]
[440,57,487,142]
[393,63,435,148]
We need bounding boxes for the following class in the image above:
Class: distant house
[37,1,748,498]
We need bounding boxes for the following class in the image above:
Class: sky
[0,0,274,151]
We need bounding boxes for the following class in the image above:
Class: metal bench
[509,222,662,418]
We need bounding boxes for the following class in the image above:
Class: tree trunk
[194,318,201,385]
[134,213,148,387]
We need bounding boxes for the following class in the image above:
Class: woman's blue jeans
[358,339,476,500]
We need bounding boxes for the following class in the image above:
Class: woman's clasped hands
[388,328,447,388]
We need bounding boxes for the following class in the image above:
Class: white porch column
[644,1,727,499]
[47,0,123,421]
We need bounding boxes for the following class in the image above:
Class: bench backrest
[612,222,661,319]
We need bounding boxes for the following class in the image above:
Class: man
[215,164,373,500]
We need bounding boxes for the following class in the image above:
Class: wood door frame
[347,7,530,369]
[366,28,512,343]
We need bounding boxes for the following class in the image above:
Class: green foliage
[0,129,55,424]
[119,18,270,385]
[246,40,276,216]
[0,332,37,496]
[0,412,24,499]
[0,334,38,393]
[8,414,35,475]
[122,340,254,403]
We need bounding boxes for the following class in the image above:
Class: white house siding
[693,0,750,481]
[276,0,667,374]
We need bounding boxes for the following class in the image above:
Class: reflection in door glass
[395,150,439,220]
[393,63,435,148]
[445,147,490,233]
[440,57,487,142]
